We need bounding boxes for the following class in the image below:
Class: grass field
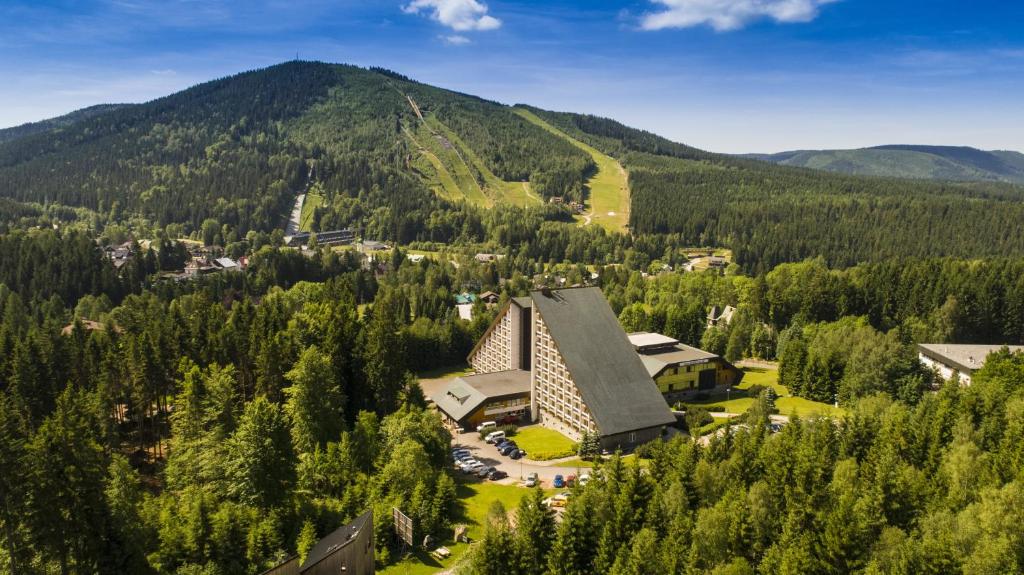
[511,426,578,461]
[298,189,323,233]
[512,108,630,233]
[682,367,844,420]
[377,479,540,575]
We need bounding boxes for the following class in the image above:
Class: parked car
[476,421,497,432]
[553,474,565,488]
[458,459,478,471]
[477,466,496,479]
[484,430,506,444]
[452,449,470,459]
[578,473,592,486]
[565,474,576,487]
[545,493,569,508]
[498,443,519,456]
[488,469,508,481]
[524,472,539,487]
[465,462,486,474]
[509,449,525,460]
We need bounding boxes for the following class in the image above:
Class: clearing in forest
[512,108,630,233]
[402,95,539,208]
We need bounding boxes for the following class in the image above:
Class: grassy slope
[512,108,630,232]
[425,116,539,207]
[411,119,490,206]
[404,125,467,203]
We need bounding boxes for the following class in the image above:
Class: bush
[684,407,714,433]
[702,405,727,413]
[745,384,766,396]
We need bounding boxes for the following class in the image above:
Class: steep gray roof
[432,370,531,422]
[530,288,675,436]
[300,511,372,570]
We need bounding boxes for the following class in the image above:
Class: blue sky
[1,0,1022,153]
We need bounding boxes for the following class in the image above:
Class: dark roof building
[260,512,374,575]
[530,288,676,443]
[467,287,675,451]
[432,370,532,430]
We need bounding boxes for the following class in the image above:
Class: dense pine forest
[2,61,1024,575]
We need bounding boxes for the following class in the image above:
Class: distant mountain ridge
[743,145,1024,184]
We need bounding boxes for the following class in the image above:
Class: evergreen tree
[225,397,296,510]
[285,345,345,454]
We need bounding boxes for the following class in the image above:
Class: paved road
[451,427,592,487]
[284,193,305,237]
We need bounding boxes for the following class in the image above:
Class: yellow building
[628,332,743,397]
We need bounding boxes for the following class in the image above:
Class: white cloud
[641,0,838,32]
[441,34,472,45]
[402,0,501,32]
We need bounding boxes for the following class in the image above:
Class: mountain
[0,62,592,238]
[2,60,1024,272]
[0,104,130,145]
[745,145,1024,184]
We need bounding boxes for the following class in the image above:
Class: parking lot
[451,425,591,487]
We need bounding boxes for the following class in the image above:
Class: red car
[566,474,576,487]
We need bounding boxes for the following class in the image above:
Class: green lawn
[680,396,755,414]
[683,367,844,421]
[513,108,630,233]
[737,366,788,395]
[511,426,578,461]
[298,189,323,233]
[776,396,844,418]
[377,479,539,574]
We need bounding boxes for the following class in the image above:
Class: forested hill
[521,106,1024,272]
[4,61,1024,272]
[0,61,593,237]
[744,145,1024,184]
[0,104,130,145]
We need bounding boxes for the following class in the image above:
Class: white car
[477,421,497,432]
[578,473,592,486]
[458,459,479,471]
[523,472,539,488]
